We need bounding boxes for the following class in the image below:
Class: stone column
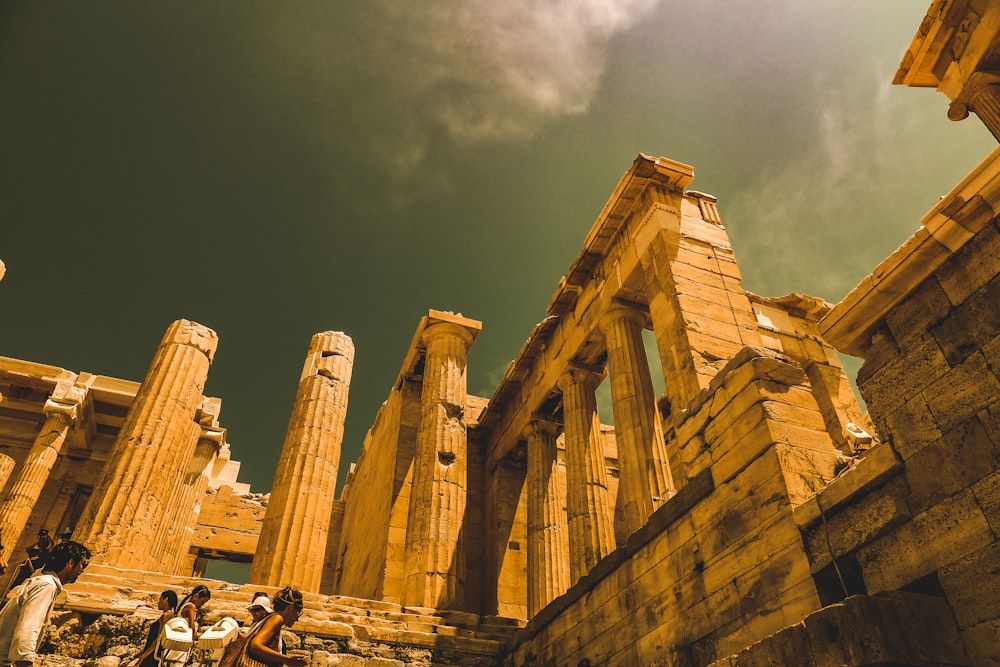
[75,319,217,569]
[0,380,86,568]
[402,321,477,610]
[249,331,354,592]
[948,71,1000,143]
[525,420,569,617]
[0,455,14,494]
[164,423,225,574]
[599,304,673,538]
[557,368,614,584]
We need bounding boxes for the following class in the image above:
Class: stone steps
[61,565,522,655]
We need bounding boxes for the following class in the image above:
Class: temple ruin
[1,1,999,664]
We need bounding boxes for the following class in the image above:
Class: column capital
[196,397,223,428]
[598,302,649,333]
[164,319,219,362]
[557,367,602,393]
[42,399,79,426]
[43,379,87,425]
[198,427,226,449]
[420,321,477,351]
[524,419,560,441]
[946,68,1000,142]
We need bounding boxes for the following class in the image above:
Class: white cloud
[380,0,662,142]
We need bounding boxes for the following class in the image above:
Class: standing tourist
[246,593,271,625]
[175,586,211,634]
[0,541,90,667]
[245,587,305,667]
[130,590,177,667]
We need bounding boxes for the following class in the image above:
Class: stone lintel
[819,145,1000,357]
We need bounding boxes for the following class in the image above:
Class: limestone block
[939,540,1000,629]
[881,392,944,459]
[700,516,804,596]
[773,444,844,505]
[973,468,1000,536]
[857,489,994,593]
[923,351,1000,432]
[936,220,1000,306]
[711,418,835,492]
[803,479,911,573]
[854,327,900,387]
[717,592,970,667]
[883,275,952,347]
[859,334,949,417]
[792,441,902,530]
[932,275,1000,367]
[679,214,734,249]
[905,416,1000,514]
[709,621,811,667]
[959,617,1000,665]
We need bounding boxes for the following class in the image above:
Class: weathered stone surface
[714,592,971,667]
[251,331,354,592]
[7,18,1000,663]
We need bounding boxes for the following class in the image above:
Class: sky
[0,1,993,497]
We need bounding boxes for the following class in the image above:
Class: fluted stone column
[0,381,85,567]
[525,420,569,617]
[949,71,1000,143]
[0,455,14,494]
[165,424,224,574]
[75,319,217,569]
[599,305,674,538]
[250,331,354,592]
[557,368,614,584]
[402,321,477,609]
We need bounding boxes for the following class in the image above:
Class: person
[9,531,53,591]
[175,585,211,634]
[24,531,51,564]
[247,593,271,625]
[245,587,305,667]
[0,541,90,667]
[131,590,177,667]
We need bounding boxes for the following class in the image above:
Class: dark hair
[161,590,178,608]
[176,585,211,613]
[44,541,90,572]
[271,587,303,612]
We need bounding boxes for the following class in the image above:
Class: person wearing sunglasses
[0,541,90,667]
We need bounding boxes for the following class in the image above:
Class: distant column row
[524,302,676,616]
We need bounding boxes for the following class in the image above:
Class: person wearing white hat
[247,593,272,624]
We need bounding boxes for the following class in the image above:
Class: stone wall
[502,347,844,665]
[800,213,1000,666]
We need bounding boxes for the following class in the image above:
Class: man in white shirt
[0,541,90,667]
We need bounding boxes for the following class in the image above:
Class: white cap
[249,594,272,613]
